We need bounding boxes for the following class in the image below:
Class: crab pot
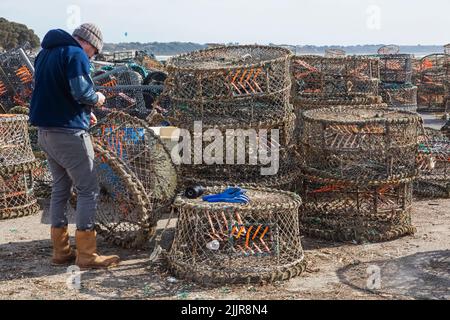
[91,112,178,230]
[379,83,418,111]
[300,107,422,185]
[163,45,293,127]
[377,54,413,83]
[92,145,154,249]
[414,128,450,198]
[167,186,306,285]
[419,54,450,84]
[0,114,36,166]
[0,48,34,112]
[0,162,39,220]
[298,176,415,243]
[291,55,380,104]
[416,82,448,112]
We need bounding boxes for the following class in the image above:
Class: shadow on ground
[337,250,450,299]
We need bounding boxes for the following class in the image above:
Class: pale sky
[1,0,449,45]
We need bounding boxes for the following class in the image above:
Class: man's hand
[90,112,98,126]
[94,92,106,107]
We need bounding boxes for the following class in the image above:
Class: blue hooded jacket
[30,29,98,130]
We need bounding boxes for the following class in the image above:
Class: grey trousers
[38,129,99,230]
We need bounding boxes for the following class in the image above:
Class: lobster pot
[91,112,178,230]
[298,176,414,243]
[445,44,450,55]
[167,187,306,285]
[93,145,154,248]
[377,45,400,55]
[0,162,39,220]
[414,128,450,198]
[93,67,143,86]
[0,114,36,166]
[164,45,293,127]
[419,54,450,84]
[379,84,418,111]
[416,82,448,112]
[291,55,380,104]
[300,107,422,184]
[94,85,164,120]
[377,54,413,83]
[0,48,34,112]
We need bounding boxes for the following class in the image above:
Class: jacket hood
[41,29,82,50]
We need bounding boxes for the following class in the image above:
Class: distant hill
[103,42,446,57]
[0,17,40,50]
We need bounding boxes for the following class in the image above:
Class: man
[30,23,119,269]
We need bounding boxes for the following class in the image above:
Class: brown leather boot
[75,230,120,269]
[51,227,77,265]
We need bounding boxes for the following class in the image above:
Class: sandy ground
[0,197,449,300]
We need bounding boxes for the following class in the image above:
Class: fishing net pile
[297,107,422,242]
[167,186,306,285]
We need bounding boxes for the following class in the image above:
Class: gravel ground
[0,198,449,300]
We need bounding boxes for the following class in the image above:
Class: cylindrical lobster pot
[0,114,35,166]
[379,83,418,111]
[0,161,40,220]
[167,186,306,285]
[291,55,381,105]
[164,45,293,128]
[298,176,415,243]
[299,107,422,185]
[414,128,450,198]
[377,54,413,83]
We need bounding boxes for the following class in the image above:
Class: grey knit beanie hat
[72,23,103,53]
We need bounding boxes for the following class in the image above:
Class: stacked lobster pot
[416,53,449,112]
[324,48,346,58]
[291,55,386,140]
[376,45,418,112]
[163,45,300,190]
[414,128,450,198]
[298,107,422,243]
[0,48,34,113]
[0,114,39,220]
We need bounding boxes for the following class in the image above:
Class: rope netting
[0,114,35,166]
[167,186,306,285]
[377,45,401,55]
[324,48,346,58]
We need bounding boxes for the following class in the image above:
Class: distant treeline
[0,17,40,50]
[103,42,446,56]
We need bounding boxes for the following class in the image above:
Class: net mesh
[0,114,35,167]
[167,186,306,285]
[379,83,418,111]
